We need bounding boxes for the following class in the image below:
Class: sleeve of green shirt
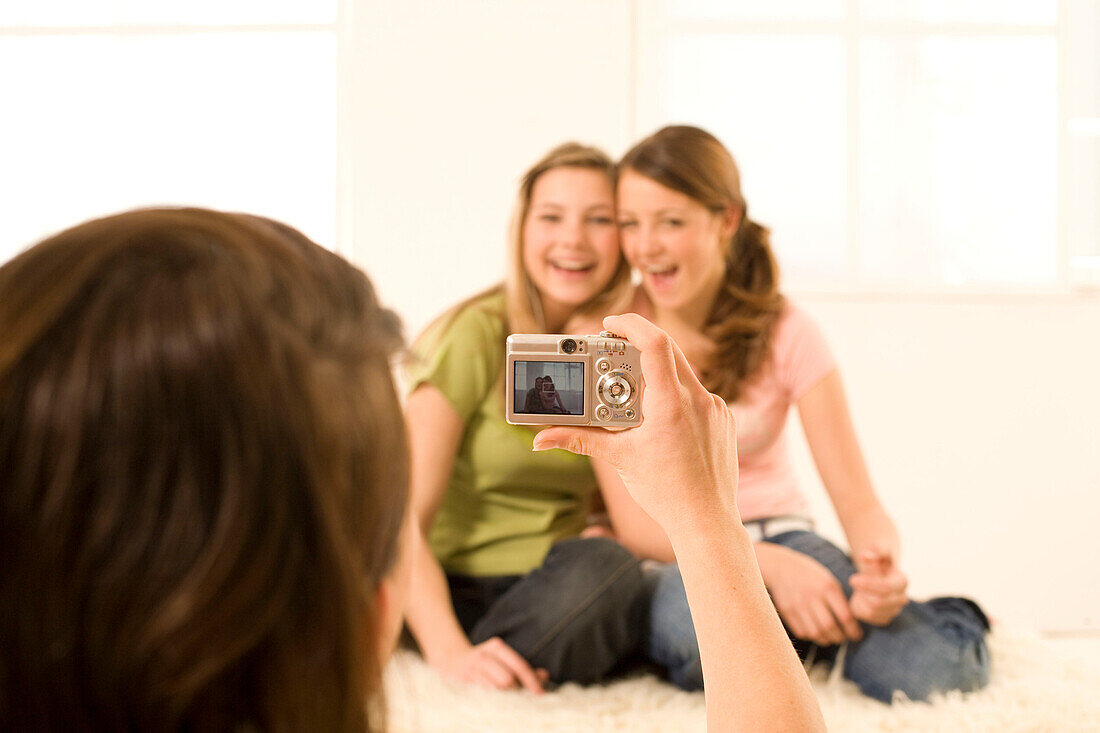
[406,297,505,422]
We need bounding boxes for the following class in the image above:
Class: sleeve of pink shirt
[774,302,837,401]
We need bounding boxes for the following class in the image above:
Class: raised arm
[404,385,546,693]
[798,370,907,626]
[535,314,824,733]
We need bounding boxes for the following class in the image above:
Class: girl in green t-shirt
[403,142,651,691]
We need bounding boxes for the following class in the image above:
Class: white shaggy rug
[384,627,1100,732]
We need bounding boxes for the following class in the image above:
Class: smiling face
[521,166,621,329]
[616,169,739,321]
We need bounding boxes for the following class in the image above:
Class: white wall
[347,1,1100,632]
[792,297,1100,632]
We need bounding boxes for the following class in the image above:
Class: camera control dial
[597,371,636,408]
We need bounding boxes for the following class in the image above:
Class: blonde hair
[411,143,632,380]
[503,142,632,334]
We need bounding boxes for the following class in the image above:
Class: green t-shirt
[406,292,596,577]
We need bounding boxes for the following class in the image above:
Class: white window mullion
[1057,0,1071,289]
[846,0,861,284]
[334,0,356,257]
[626,0,641,144]
[1064,0,1100,289]
[0,23,334,37]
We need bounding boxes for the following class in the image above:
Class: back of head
[0,208,407,731]
[619,126,783,401]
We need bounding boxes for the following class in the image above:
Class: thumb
[857,549,893,574]
[532,426,616,462]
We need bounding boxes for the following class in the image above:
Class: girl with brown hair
[0,208,412,731]
[605,125,991,703]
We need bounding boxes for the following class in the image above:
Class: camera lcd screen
[514,361,584,415]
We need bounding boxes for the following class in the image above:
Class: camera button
[596,358,611,374]
[596,405,612,421]
[614,341,625,352]
[625,408,636,420]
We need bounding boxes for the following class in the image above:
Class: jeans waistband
[743,515,814,543]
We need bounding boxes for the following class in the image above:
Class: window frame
[633,0,1100,299]
[0,1,351,258]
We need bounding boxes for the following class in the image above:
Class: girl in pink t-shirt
[600,125,990,702]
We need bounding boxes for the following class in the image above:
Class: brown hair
[0,208,407,731]
[619,125,784,402]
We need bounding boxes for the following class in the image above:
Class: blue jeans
[646,530,991,702]
[447,536,648,685]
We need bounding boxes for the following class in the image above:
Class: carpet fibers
[384,626,1100,732]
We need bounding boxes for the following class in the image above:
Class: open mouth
[550,260,596,276]
[644,264,678,289]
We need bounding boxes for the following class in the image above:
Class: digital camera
[505,331,643,427]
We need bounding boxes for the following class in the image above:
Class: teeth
[551,261,593,272]
[645,265,676,275]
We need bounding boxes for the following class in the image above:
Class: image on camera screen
[514,361,584,415]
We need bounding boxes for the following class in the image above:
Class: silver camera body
[505,331,643,427]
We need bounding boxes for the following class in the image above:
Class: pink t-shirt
[731,302,836,522]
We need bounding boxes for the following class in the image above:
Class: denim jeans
[447,536,648,685]
[646,529,991,702]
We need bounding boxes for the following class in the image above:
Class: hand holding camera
[532,316,823,728]
[531,313,738,537]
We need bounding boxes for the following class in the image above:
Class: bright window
[637,0,1099,292]
[0,2,339,263]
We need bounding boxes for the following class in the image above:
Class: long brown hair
[619,125,784,402]
[0,208,407,731]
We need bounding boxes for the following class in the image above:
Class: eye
[588,215,614,225]
[663,218,684,228]
[617,219,638,230]
[538,213,562,224]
